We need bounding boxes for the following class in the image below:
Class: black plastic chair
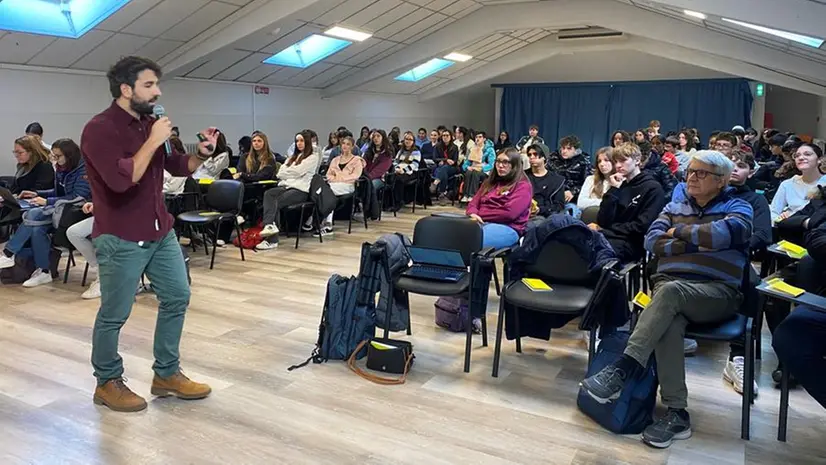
[52,207,92,286]
[281,201,322,249]
[392,215,489,373]
[177,180,246,269]
[492,239,620,377]
[580,206,600,224]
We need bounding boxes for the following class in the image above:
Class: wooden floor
[1,205,825,465]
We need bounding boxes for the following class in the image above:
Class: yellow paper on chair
[257,180,278,184]
[633,291,651,308]
[777,240,808,259]
[766,278,805,297]
[522,278,552,292]
[229,167,237,174]
[198,178,214,185]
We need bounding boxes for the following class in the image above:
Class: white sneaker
[236,215,245,225]
[82,278,101,299]
[256,239,279,250]
[683,338,698,355]
[313,226,334,237]
[22,269,52,288]
[723,356,758,396]
[216,239,226,247]
[0,254,14,269]
[259,224,279,238]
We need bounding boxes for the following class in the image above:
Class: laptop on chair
[402,246,467,283]
[0,187,34,210]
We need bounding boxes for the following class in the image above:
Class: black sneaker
[642,409,692,448]
[580,364,628,404]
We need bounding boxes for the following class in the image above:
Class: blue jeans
[482,223,519,249]
[434,165,458,194]
[372,179,385,190]
[91,230,191,385]
[5,207,52,270]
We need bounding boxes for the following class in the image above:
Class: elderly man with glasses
[580,151,753,449]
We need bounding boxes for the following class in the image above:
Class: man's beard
[130,96,156,115]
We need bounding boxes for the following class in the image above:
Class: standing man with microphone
[81,56,218,412]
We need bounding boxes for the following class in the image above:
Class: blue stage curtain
[499,79,753,157]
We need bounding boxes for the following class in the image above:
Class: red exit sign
[254,85,270,95]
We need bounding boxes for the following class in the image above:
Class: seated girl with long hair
[577,146,614,210]
[466,147,533,249]
[320,136,365,235]
[390,131,422,211]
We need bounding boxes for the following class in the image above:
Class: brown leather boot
[151,371,212,400]
[93,378,147,412]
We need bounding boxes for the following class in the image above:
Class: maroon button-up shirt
[81,101,191,242]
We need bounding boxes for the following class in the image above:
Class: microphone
[152,104,172,156]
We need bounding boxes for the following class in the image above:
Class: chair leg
[412,179,418,214]
[492,262,501,296]
[755,299,764,360]
[492,294,507,378]
[315,209,323,244]
[81,262,89,287]
[463,292,474,374]
[202,226,210,256]
[69,252,76,267]
[63,250,72,284]
[295,205,304,250]
[348,196,354,234]
[188,225,197,253]
[778,364,789,442]
[742,326,753,440]
[514,306,522,353]
[588,327,597,367]
[481,314,488,347]
[209,223,219,270]
[235,223,246,262]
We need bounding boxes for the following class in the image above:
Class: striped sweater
[644,187,753,286]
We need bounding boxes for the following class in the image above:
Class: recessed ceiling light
[395,58,455,82]
[721,18,825,48]
[263,34,352,68]
[443,52,472,62]
[0,0,130,38]
[324,26,372,42]
[683,10,707,20]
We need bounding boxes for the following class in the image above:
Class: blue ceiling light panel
[0,0,131,39]
[263,34,352,68]
[395,58,455,82]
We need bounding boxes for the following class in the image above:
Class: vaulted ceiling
[1,0,824,100]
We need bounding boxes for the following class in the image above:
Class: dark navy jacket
[37,161,91,205]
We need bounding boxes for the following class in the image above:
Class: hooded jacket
[546,150,592,201]
[466,178,533,235]
[597,172,666,262]
[37,160,91,205]
[642,151,677,200]
[462,139,495,173]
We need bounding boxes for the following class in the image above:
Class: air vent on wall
[558,28,624,41]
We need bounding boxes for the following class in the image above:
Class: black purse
[348,338,414,385]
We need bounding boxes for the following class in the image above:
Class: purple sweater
[466,179,533,235]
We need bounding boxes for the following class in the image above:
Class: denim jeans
[91,230,190,385]
[5,207,52,270]
[434,165,458,193]
[371,179,385,190]
[481,223,519,249]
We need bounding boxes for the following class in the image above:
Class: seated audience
[415,128,428,148]
[10,135,55,194]
[634,129,648,145]
[234,132,277,182]
[588,143,665,263]
[675,130,697,175]
[321,136,364,234]
[192,131,229,180]
[495,131,511,152]
[640,144,677,200]
[461,131,495,202]
[770,143,826,224]
[578,147,614,210]
[25,122,51,150]
[430,129,460,201]
[660,136,680,175]
[420,130,438,164]
[67,202,98,298]
[649,120,661,138]
[322,131,338,166]
[356,126,370,150]
[0,139,91,287]
[712,132,737,158]
[390,132,422,211]
[731,126,753,154]
[363,129,394,190]
[772,222,826,409]
[515,124,545,154]
[525,144,565,218]
[466,147,532,249]
[581,151,752,449]
[454,126,475,166]
[611,130,631,148]
[547,135,592,217]
[257,131,319,250]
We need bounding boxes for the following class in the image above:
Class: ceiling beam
[160,0,330,77]
[636,42,826,96]
[418,36,638,101]
[590,0,826,86]
[320,0,595,98]
[648,0,825,39]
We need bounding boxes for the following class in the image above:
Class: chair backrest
[524,239,594,285]
[412,215,482,266]
[206,180,244,213]
[580,206,600,224]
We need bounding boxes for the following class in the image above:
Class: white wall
[0,66,491,173]
[765,85,820,136]
[817,96,826,140]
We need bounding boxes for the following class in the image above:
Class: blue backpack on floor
[577,331,658,434]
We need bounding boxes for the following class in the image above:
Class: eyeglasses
[12,150,26,156]
[404,138,414,141]
[794,151,816,159]
[495,159,511,166]
[686,168,720,180]
[714,142,733,149]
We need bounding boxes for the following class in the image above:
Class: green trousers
[91,230,191,385]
